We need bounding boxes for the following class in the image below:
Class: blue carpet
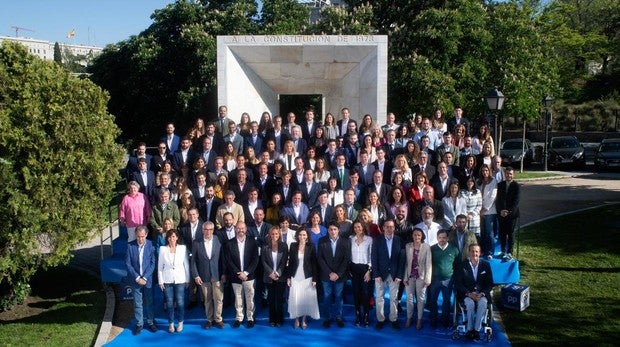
[105,289,511,347]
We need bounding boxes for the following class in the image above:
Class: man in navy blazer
[496,167,520,260]
[455,244,494,340]
[372,219,405,330]
[131,158,156,198]
[126,143,152,180]
[281,191,310,230]
[190,222,226,329]
[244,121,264,153]
[160,123,181,154]
[179,208,204,308]
[125,226,157,334]
[317,222,351,327]
[224,222,259,328]
[299,169,322,208]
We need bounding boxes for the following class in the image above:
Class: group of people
[123,105,520,340]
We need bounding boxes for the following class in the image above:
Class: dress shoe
[187,301,197,310]
[405,318,411,328]
[391,321,401,330]
[147,324,158,333]
[270,322,276,327]
[215,321,225,329]
[354,311,361,326]
[168,323,175,333]
[247,320,255,328]
[336,319,345,328]
[473,330,481,341]
[204,321,213,329]
[466,329,475,339]
[132,326,143,335]
[233,320,241,328]
[322,319,331,328]
[176,322,184,333]
[376,321,385,330]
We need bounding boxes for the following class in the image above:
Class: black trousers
[350,263,371,316]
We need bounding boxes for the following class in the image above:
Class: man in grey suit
[190,222,226,329]
[125,226,157,335]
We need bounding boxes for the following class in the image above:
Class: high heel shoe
[176,321,184,332]
[301,319,307,330]
[294,319,300,329]
[168,323,174,333]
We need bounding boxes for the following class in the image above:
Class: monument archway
[217,35,388,125]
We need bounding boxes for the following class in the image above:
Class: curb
[94,283,116,347]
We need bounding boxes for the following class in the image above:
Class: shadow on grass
[2,291,105,325]
[29,265,102,300]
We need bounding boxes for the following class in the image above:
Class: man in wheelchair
[455,243,494,341]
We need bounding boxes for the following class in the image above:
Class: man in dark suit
[244,121,264,153]
[224,121,244,155]
[190,222,226,329]
[299,169,322,208]
[264,115,290,153]
[300,109,321,140]
[160,123,181,154]
[366,170,391,204]
[336,107,351,136]
[151,141,171,173]
[323,139,341,169]
[230,168,254,204]
[373,147,394,185]
[172,136,197,172]
[242,188,264,225]
[224,222,259,328]
[347,169,366,206]
[126,142,152,180]
[311,190,334,227]
[412,151,436,180]
[275,171,294,206]
[228,155,254,187]
[317,222,351,328]
[412,186,445,225]
[356,150,375,186]
[253,162,275,206]
[281,191,310,229]
[247,207,272,248]
[290,125,308,157]
[204,122,225,156]
[372,219,405,330]
[179,208,203,308]
[202,184,222,224]
[125,226,157,335]
[197,137,217,172]
[132,158,155,198]
[496,167,520,260]
[330,153,351,190]
[430,162,454,200]
[455,244,494,341]
[191,172,208,209]
[447,106,470,135]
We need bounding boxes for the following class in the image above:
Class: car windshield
[600,142,620,151]
[551,138,579,149]
[502,141,525,150]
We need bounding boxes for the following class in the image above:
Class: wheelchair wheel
[486,330,493,342]
[452,331,460,340]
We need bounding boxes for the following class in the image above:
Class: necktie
[340,168,344,188]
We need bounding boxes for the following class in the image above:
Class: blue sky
[0,0,176,47]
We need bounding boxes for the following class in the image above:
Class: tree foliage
[0,42,125,310]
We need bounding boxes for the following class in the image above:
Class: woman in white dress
[287,229,320,329]
[158,229,190,333]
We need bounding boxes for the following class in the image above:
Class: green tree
[0,41,125,310]
[259,0,309,34]
[53,42,62,65]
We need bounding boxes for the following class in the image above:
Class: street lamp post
[485,87,506,156]
[543,95,553,172]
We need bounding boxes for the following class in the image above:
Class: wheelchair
[452,290,494,342]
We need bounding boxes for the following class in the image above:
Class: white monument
[217,35,388,124]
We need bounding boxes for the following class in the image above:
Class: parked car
[500,139,542,167]
[594,138,620,171]
[548,136,586,169]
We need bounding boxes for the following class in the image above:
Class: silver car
[500,139,542,167]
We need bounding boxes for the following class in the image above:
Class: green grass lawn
[0,266,105,347]
[513,171,563,179]
[502,205,620,346]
